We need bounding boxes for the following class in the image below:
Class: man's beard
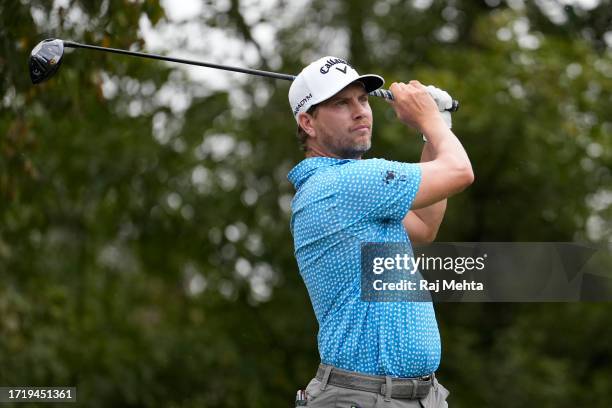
[322,128,372,159]
[336,139,371,159]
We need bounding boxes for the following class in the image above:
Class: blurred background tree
[1,0,610,407]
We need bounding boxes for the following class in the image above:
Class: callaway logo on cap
[289,56,384,122]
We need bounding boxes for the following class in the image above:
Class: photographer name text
[372,279,484,292]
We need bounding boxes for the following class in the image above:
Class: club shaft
[63,40,297,81]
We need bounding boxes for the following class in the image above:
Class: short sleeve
[336,158,421,221]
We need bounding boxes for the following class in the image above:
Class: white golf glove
[426,85,453,129]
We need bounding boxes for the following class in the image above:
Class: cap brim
[356,74,385,93]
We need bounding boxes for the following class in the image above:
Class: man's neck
[305,148,362,160]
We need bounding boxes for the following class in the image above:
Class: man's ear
[298,113,316,137]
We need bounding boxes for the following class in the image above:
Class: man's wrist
[419,118,449,142]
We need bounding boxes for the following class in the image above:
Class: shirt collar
[288,157,353,190]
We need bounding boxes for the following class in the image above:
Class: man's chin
[356,139,372,152]
[339,142,371,159]
[358,144,371,155]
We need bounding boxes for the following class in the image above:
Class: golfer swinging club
[287,56,473,407]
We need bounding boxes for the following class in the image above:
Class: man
[288,56,473,407]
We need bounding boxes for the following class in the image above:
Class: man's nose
[351,100,368,118]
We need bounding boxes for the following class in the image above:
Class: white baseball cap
[289,56,384,122]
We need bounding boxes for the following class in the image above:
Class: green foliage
[1,0,611,407]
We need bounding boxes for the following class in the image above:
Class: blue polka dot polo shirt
[288,157,441,377]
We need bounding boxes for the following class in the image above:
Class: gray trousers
[302,372,450,408]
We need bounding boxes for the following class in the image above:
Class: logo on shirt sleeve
[383,170,408,184]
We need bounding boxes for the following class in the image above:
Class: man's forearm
[416,140,448,214]
[405,141,448,242]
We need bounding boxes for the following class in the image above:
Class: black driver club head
[29,38,64,84]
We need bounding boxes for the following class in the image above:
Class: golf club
[29,38,459,112]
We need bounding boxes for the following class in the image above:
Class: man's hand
[425,85,453,129]
[388,81,446,133]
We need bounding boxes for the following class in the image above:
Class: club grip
[369,88,459,112]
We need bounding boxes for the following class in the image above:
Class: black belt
[316,364,433,400]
